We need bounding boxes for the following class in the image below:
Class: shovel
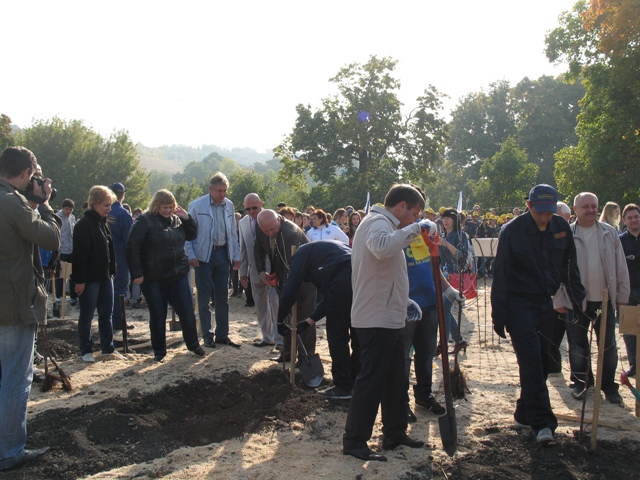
[296,334,324,387]
[422,231,457,457]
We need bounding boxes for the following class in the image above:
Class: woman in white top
[306,209,349,244]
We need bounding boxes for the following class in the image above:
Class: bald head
[574,192,599,227]
[243,193,262,219]
[257,209,280,238]
[556,201,571,221]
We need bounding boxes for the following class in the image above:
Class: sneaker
[536,427,554,443]
[70,298,79,307]
[33,351,47,365]
[571,387,588,400]
[82,353,95,363]
[102,351,127,361]
[415,395,446,416]
[606,391,623,405]
[318,385,352,400]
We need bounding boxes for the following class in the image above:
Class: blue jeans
[0,323,37,469]
[141,275,200,356]
[78,278,115,355]
[443,294,465,343]
[622,287,640,372]
[112,253,129,329]
[403,306,438,400]
[194,249,230,341]
[566,300,619,395]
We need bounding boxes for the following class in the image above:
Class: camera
[21,175,57,204]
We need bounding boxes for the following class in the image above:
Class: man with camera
[0,147,61,471]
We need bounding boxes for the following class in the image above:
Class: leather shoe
[217,338,241,348]
[382,434,424,451]
[342,446,387,462]
[203,340,216,348]
[0,447,49,471]
[253,341,274,347]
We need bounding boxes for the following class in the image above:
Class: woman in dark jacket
[72,185,121,362]
[126,189,204,362]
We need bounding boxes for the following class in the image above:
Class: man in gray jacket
[0,147,61,471]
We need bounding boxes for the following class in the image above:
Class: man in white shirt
[55,198,77,304]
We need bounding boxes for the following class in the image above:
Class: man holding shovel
[343,184,429,462]
[492,184,584,443]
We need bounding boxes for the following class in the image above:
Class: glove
[296,319,312,335]
[407,299,422,322]
[444,286,465,305]
[493,323,506,339]
[418,219,437,236]
[277,322,292,337]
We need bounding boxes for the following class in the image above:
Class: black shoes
[342,446,387,462]
[382,434,424,451]
[203,339,216,348]
[318,385,352,400]
[154,355,165,363]
[192,347,205,357]
[606,391,624,405]
[270,353,291,363]
[0,447,49,471]
[626,367,636,377]
[217,338,241,348]
[415,395,446,416]
[253,340,274,347]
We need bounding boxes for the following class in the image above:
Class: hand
[296,318,314,335]
[555,307,567,314]
[133,277,144,285]
[418,219,437,236]
[240,276,249,289]
[174,205,189,219]
[232,260,240,271]
[189,258,199,268]
[267,272,278,287]
[277,322,292,336]
[75,283,85,296]
[444,286,465,305]
[407,299,422,322]
[493,323,506,339]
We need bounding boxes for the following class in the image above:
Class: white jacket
[306,223,349,244]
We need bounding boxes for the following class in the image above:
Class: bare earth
[4,279,640,480]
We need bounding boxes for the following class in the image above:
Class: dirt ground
[4,278,640,480]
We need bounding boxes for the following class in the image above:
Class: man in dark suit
[254,209,316,361]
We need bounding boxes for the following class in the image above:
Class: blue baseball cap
[528,184,557,213]
[109,182,126,193]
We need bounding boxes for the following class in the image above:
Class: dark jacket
[71,208,116,284]
[126,212,197,283]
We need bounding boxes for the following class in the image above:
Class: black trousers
[343,327,406,449]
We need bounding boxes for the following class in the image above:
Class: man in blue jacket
[186,172,241,348]
[107,182,133,330]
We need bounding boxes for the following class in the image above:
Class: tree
[274,56,449,212]
[147,170,172,196]
[226,170,273,211]
[0,113,13,151]
[546,0,640,204]
[470,137,539,210]
[16,117,150,213]
[172,151,241,195]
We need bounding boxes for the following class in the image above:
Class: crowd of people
[1,144,639,469]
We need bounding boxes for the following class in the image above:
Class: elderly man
[563,193,629,404]
[492,184,584,443]
[186,172,241,348]
[238,194,281,348]
[620,204,640,377]
[0,147,61,471]
[343,184,428,462]
[254,209,316,362]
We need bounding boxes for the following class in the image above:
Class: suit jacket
[254,216,316,318]
[238,214,269,282]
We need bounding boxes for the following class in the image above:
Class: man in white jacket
[564,192,629,404]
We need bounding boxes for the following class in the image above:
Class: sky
[2,0,578,153]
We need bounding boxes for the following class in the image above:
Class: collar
[372,205,400,227]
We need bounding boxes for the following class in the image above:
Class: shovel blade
[298,354,324,388]
[438,408,457,457]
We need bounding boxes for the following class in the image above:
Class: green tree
[147,170,172,196]
[470,137,539,210]
[173,151,241,195]
[227,170,273,211]
[16,117,149,213]
[274,56,449,212]
[546,0,640,204]
[0,113,13,151]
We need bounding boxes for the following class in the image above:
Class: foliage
[0,113,13,151]
[546,0,640,205]
[147,170,172,196]
[172,151,242,194]
[470,137,539,210]
[226,170,273,211]
[274,55,449,213]
[16,117,150,213]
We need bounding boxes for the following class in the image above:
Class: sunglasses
[245,206,259,212]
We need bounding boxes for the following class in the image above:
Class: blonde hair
[147,189,176,215]
[599,201,620,228]
[87,185,117,209]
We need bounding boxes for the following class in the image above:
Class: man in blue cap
[108,182,133,330]
[491,184,584,444]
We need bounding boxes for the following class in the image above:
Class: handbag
[448,272,477,300]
